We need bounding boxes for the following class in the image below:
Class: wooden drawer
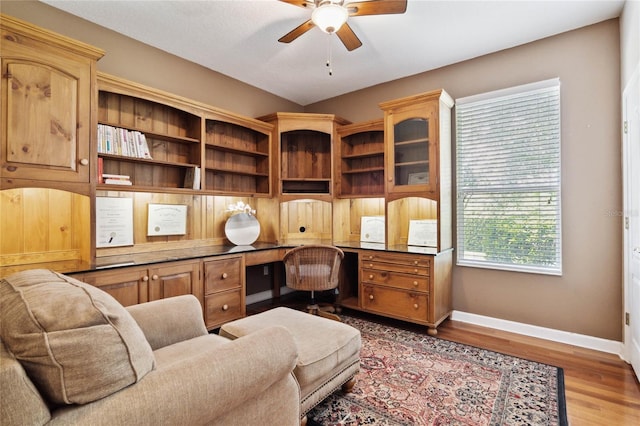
[360,251,431,268]
[204,256,242,294]
[361,285,428,324]
[361,268,428,292]
[360,260,429,276]
[205,289,243,329]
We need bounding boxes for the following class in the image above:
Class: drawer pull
[413,303,419,309]
[221,272,228,279]
[414,260,419,265]
[368,255,374,260]
[413,280,418,286]
[414,269,418,273]
[368,263,373,268]
[369,274,374,280]
[222,304,229,311]
[152,274,159,280]
[142,276,149,282]
[79,158,89,166]
[369,294,374,300]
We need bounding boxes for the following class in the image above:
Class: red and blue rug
[308,315,567,426]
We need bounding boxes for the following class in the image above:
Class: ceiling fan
[278,0,408,51]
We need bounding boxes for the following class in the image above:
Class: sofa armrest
[126,295,208,350]
[49,326,300,425]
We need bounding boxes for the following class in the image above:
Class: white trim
[451,310,624,357]
[456,77,560,105]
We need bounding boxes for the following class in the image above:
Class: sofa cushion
[0,269,155,405]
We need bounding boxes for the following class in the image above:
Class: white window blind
[455,79,562,275]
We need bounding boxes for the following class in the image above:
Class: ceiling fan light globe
[311,3,348,34]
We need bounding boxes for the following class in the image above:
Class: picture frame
[147,204,187,236]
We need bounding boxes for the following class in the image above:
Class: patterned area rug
[307,315,567,426]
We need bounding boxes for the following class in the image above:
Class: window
[455,79,561,275]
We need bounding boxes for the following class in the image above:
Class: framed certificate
[147,204,187,236]
[360,216,385,244]
[96,197,134,248]
[408,219,438,247]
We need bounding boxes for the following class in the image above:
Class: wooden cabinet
[336,119,385,198]
[358,249,452,335]
[260,112,350,201]
[76,259,202,308]
[1,14,104,192]
[203,255,245,330]
[379,90,453,199]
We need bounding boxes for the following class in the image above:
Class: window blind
[455,79,562,275]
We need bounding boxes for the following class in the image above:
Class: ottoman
[219,307,361,422]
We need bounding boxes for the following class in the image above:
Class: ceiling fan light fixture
[311,2,348,34]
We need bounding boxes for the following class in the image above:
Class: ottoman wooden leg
[300,415,307,426]
[342,377,356,393]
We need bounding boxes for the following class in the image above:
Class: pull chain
[326,34,334,76]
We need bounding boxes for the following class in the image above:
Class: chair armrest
[126,295,208,350]
[49,326,300,425]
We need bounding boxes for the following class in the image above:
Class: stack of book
[97,124,152,159]
[102,173,132,186]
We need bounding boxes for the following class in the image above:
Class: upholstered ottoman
[219,307,361,422]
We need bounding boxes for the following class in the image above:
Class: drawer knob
[413,303,419,309]
[79,158,89,166]
[222,304,229,311]
[369,274,374,280]
[142,276,149,282]
[152,274,159,280]
[414,260,419,265]
[414,269,418,273]
[369,294,374,300]
[413,280,418,286]
[368,263,373,268]
[221,272,228,279]
[368,255,373,260]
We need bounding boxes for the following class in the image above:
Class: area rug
[307,315,567,426]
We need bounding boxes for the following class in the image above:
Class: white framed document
[360,216,385,244]
[147,204,187,236]
[408,172,428,185]
[96,197,134,248]
[408,219,438,247]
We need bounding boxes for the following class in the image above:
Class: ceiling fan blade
[336,22,362,51]
[347,0,407,16]
[278,19,316,43]
[278,0,312,8]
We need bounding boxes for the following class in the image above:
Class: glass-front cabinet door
[382,99,438,195]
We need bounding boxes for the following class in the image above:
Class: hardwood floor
[248,296,640,426]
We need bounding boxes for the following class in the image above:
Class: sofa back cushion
[0,269,155,405]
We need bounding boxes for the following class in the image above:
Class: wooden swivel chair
[282,245,345,321]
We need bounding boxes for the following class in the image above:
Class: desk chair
[282,245,344,321]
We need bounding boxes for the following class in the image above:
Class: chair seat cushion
[220,307,361,387]
[0,269,155,405]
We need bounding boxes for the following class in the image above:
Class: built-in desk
[68,241,452,334]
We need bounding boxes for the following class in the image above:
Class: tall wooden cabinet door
[0,15,103,185]
[148,260,202,304]
[80,267,149,307]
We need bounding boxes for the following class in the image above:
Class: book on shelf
[97,157,104,184]
[97,124,152,159]
[184,166,201,190]
[104,178,133,186]
[102,173,132,186]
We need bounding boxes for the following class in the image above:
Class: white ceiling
[41,0,625,106]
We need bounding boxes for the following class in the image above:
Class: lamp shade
[311,3,348,34]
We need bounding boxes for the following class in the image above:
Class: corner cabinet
[1,14,104,192]
[259,112,350,202]
[379,90,454,200]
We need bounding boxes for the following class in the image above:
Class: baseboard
[451,310,624,357]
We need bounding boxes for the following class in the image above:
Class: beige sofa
[0,269,301,426]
